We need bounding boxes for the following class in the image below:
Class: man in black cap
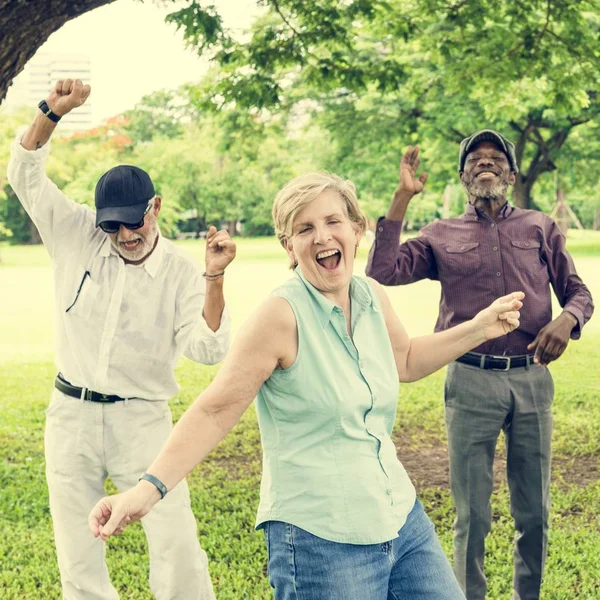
[366,131,593,599]
[7,80,234,599]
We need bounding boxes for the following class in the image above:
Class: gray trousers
[444,361,554,600]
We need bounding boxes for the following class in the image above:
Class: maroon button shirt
[366,203,594,356]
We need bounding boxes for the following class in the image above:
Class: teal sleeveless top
[255,268,416,544]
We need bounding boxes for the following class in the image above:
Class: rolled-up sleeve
[175,270,231,365]
[366,217,438,285]
[7,134,94,258]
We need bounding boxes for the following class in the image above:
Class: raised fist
[46,79,91,117]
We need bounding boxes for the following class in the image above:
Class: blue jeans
[264,499,465,600]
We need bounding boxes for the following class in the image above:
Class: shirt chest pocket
[64,271,100,321]
[444,242,481,273]
[510,240,542,270]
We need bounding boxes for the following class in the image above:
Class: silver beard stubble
[464,173,511,201]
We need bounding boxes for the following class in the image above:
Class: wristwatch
[38,100,62,123]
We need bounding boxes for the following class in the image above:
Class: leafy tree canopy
[169,0,600,209]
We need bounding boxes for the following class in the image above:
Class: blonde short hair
[272,173,367,256]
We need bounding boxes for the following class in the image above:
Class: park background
[0,0,599,598]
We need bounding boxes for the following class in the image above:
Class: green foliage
[167,0,600,211]
[0,106,34,242]
[1,191,30,243]
[123,89,193,142]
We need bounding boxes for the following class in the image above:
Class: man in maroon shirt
[366,129,594,600]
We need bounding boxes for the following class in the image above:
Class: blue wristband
[139,473,168,499]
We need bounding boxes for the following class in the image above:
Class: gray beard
[111,220,158,262]
[465,178,510,202]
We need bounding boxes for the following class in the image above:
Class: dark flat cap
[458,130,519,173]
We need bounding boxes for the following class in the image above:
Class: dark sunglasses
[99,200,154,234]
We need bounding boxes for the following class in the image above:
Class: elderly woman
[89,173,523,599]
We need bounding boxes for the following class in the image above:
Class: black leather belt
[456,352,535,371]
[55,374,127,403]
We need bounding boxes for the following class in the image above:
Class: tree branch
[271,0,303,38]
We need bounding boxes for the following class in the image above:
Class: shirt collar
[99,235,116,258]
[294,267,375,328]
[464,201,513,221]
[99,233,165,278]
[142,235,165,278]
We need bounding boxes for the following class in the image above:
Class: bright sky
[8,0,258,125]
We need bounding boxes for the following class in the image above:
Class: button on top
[496,272,501,277]
[493,246,498,251]
[460,245,465,250]
[491,223,496,228]
[378,226,383,232]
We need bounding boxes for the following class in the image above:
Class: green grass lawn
[0,235,599,599]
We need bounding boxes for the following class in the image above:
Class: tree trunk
[512,175,534,210]
[227,220,237,236]
[594,208,600,231]
[555,188,569,235]
[0,0,116,105]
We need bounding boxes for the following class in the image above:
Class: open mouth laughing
[120,239,142,252]
[315,248,342,271]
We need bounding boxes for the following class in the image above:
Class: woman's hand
[88,480,162,541]
[473,291,525,341]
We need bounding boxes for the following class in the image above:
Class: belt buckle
[490,355,511,371]
[85,389,94,402]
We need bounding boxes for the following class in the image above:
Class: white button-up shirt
[8,136,230,400]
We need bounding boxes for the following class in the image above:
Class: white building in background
[4,53,93,135]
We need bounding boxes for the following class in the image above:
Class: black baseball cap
[458,129,519,173]
[95,165,156,227]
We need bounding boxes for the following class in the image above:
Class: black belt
[456,352,535,371]
[55,374,127,403]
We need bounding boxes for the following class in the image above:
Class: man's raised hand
[397,145,428,199]
[205,225,237,275]
[47,79,91,117]
[386,145,429,221]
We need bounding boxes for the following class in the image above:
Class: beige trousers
[45,389,216,600]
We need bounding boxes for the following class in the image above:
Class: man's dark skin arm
[527,311,577,366]
[385,146,429,222]
[366,145,438,285]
